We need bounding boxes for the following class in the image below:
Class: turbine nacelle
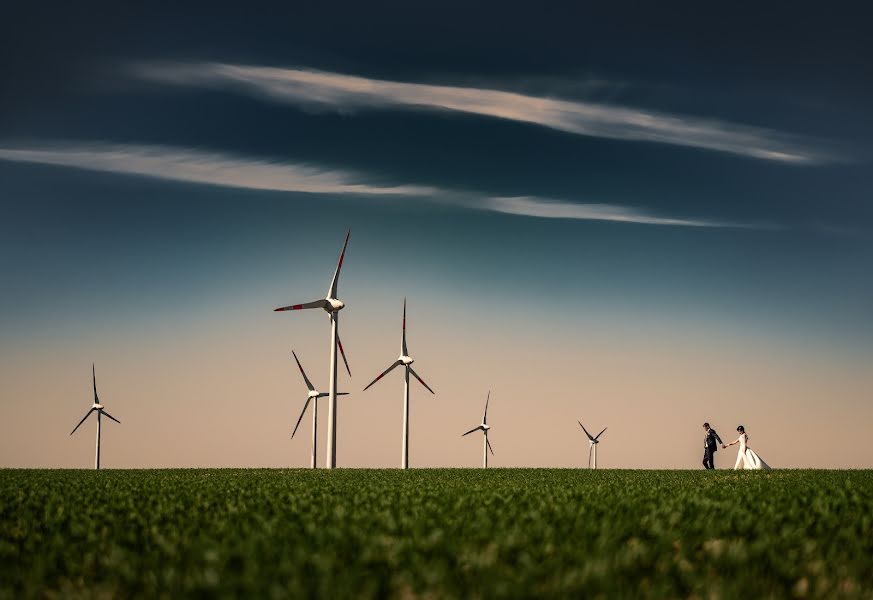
[481,423,491,431]
[325,298,345,312]
[399,355,414,366]
[92,403,104,410]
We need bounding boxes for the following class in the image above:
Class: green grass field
[2,469,872,598]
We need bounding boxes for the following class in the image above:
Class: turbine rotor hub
[325,298,345,312]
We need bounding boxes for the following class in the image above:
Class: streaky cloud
[0,143,436,196]
[133,61,834,165]
[0,140,753,228]
[484,196,742,228]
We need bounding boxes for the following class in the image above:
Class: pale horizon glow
[132,61,835,164]
[2,293,871,470]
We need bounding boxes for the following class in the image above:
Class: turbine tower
[69,364,121,470]
[290,350,348,468]
[462,391,494,468]
[363,299,435,469]
[275,231,351,469]
[578,421,607,469]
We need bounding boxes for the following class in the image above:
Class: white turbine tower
[69,364,121,470]
[578,421,607,469]
[274,230,351,469]
[363,299,435,469]
[462,391,494,468]
[290,350,348,468]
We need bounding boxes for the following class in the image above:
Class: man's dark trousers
[703,446,715,469]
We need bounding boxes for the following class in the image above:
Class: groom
[702,422,723,469]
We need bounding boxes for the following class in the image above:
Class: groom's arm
[713,430,724,444]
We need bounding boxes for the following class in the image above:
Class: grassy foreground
[1,469,872,599]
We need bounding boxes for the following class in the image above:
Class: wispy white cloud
[0,143,436,196]
[485,196,721,227]
[133,61,833,165]
[0,140,746,228]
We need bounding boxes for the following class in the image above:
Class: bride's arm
[726,436,740,447]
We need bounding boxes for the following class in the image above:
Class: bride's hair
[737,425,745,433]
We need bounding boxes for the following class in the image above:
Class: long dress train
[732,434,771,470]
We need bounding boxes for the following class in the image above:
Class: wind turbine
[578,421,607,469]
[274,230,351,469]
[290,350,348,468]
[363,299,435,469]
[70,364,121,470]
[462,391,493,468]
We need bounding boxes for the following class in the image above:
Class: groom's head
[703,422,710,431]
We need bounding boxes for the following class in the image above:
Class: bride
[724,425,771,470]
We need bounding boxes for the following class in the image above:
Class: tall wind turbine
[462,391,494,468]
[70,364,121,470]
[363,299,435,469]
[274,230,351,469]
[290,350,348,468]
[578,421,607,469]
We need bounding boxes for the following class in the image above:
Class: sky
[1,2,872,469]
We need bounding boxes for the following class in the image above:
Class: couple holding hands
[703,422,770,470]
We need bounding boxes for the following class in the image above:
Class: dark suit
[703,428,723,469]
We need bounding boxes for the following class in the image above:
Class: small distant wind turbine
[290,350,348,469]
[462,391,493,468]
[363,299,435,469]
[578,421,607,469]
[70,364,121,470]
[274,230,351,469]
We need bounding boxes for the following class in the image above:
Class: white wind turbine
[363,299,435,469]
[274,230,351,469]
[290,350,349,468]
[70,364,121,470]
[462,391,494,468]
[578,421,607,469]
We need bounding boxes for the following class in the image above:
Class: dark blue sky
[1,2,872,468]
[3,1,872,335]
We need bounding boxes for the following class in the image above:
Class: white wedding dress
[732,433,771,470]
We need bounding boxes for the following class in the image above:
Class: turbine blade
[291,397,313,439]
[70,408,94,435]
[462,426,482,437]
[363,360,402,391]
[274,299,328,312]
[408,367,434,394]
[486,435,494,456]
[102,410,121,424]
[292,351,316,391]
[483,391,490,425]
[337,333,352,377]
[595,427,608,441]
[327,230,350,299]
[92,363,98,404]
[337,392,350,396]
[401,298,408,356]
[578,421,595,441]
